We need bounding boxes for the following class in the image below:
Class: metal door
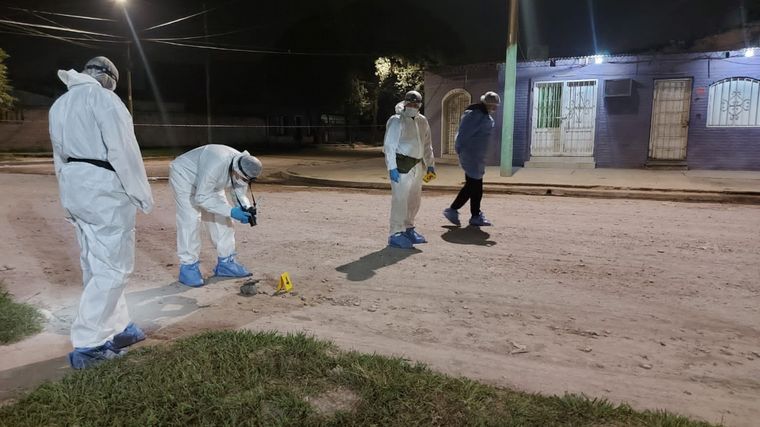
[531,82,563,155]
[443,90,471,155]
[531,80,598,156]
[560,80,598,156]
[649,79,692,160]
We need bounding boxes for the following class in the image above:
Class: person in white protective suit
[169,144,263,287]
[383,90,436,249]
[49,56,154,369]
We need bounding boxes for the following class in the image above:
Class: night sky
[1,0,758,112]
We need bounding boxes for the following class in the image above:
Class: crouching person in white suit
[169,144,262,287]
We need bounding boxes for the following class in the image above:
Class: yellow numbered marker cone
[422,171,437,183]
[277,272,293,293]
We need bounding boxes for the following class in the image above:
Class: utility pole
[126,42,134,115]
[500,0,518,177]
[203,2,212,144]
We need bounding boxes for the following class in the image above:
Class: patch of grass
[0,331,718,426]
[0,284,44,345]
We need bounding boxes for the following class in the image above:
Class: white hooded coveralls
[49,70,154,349]
[169,145,252,265]
[383,102,435,236]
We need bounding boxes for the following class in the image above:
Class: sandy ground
[0,173,759,426]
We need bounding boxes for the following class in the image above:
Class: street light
[745,48,756,58]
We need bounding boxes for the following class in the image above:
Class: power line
[24,9,101,42]
[0,23,96,48]
[144,27,258,42]
[0,28,126,44]
[140,0,244,32]
[150,39,370,57]
[6,7,116,22]
[0,18,123,38]
[142,7,215,32]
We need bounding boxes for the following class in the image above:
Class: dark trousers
[450,174,483,217]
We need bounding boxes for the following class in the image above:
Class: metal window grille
[536,82,562,129]
[707,77,760,127]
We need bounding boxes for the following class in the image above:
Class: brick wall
[427,51,760,170]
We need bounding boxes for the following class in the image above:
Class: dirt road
[0,173,758,426]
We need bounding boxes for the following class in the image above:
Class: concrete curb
[283,171,760,204]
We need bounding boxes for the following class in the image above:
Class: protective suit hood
[231,150,249,176]
[231,150,263,179]
[57,69,100,89]
[395,102,405,115]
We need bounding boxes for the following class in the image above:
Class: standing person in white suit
[383,90,436,249]
[169,144,262,287]
[49,56,154,369]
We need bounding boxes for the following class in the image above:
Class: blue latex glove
[427,166,435,174]
[230,206,252,224]
[389,168,401,183]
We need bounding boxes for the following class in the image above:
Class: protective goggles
[236,157,257,182]
[85,64,118,82]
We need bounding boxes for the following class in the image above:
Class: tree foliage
[0,48,16,112]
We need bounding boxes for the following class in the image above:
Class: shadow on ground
[0,356,69,403]
[440,226,496,246]
[336,246,422,281]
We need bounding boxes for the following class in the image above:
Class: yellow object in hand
[422,171,437,183]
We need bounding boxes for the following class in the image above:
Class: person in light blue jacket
[443,91,500,227]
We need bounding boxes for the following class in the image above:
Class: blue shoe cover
[443,208,461,226]
[213,255,252,278]
[469,212,493,227]
[68,342,123,370]
[388,232,414,249]
[112,323,146,350]
[179,262,204,287]
[405,227,427,244]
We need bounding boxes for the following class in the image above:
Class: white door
[531,80,598,157]
[531,82,563,155]
[561,80,598,156]
[649,79,692,160]
[442,90,471,155]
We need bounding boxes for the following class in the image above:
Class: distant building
[425,49,760,170]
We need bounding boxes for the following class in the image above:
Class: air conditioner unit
[604,79,633,97]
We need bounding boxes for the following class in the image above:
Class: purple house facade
[424,50,760,170]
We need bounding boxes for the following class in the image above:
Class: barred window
[707,77,760,127]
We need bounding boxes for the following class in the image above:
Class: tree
[0,48,16,113]
[350,56,426,144]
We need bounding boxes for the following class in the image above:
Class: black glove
[245,206,257,226]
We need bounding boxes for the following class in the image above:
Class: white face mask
[234,176,247,188]
[230,170,248,188]
[98,75,117,91]
[404,107,419,118]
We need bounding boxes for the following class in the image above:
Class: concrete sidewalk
[2,147,759,203]
[285,155,760,203]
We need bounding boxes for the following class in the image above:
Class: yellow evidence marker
[276,272,293,293]
[422,170,437,183]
